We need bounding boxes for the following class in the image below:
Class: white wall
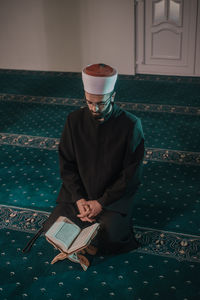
[79,0,135,74]
[0,0,81,72]
[0,0,135,75]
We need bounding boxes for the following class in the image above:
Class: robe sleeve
[97,118,145,208]
[58,116,86,203]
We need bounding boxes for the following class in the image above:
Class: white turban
[82,63,118,95]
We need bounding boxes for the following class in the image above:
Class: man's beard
[90,102,113,120]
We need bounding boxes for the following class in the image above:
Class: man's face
[85,91,115,119]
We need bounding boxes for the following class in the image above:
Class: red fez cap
[83,63,116,77]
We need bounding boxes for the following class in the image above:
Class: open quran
[45,216,100,255]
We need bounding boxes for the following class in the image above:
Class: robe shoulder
[118,109,145,143]
[66,107,86,123]
[122,109,141,124]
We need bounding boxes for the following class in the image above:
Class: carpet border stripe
[1,93,199,115]
[1,133,200,166]
[0,205,199,263]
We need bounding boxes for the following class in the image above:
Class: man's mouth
[91,111,103,119]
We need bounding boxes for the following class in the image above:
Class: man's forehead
[85,91,110,102]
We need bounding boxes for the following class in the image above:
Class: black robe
[56,104,145,215]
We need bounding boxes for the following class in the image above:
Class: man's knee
[97,210,131,243]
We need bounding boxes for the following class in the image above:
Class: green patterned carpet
[1,228,200,300]
[0,70,200,300]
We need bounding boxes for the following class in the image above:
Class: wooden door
[136,0,198,76]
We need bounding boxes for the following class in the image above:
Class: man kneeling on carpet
[23,63,145,269]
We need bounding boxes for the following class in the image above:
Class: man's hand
[76,199,95,223]
[87,200,102,218]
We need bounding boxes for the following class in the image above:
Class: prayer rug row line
[1,68,200,83]
[0,205,199,264]
[1,94,199,115]
[1,133,200,166]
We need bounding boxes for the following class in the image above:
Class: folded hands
[76,198,102,223]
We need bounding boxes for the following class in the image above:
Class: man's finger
[77,211,90,218]
[83,205,90,212]
[88,212,95,218]
[77,207,90,217]
[78,204,90,214]
[79,216,95,222]
[80,217,88,222]
[80,217,95,223]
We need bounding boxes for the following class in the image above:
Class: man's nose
[93,104,99,112]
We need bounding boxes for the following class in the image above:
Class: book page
[55,222,80,248]
[68,223,99,253]
[45,216,81,251]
